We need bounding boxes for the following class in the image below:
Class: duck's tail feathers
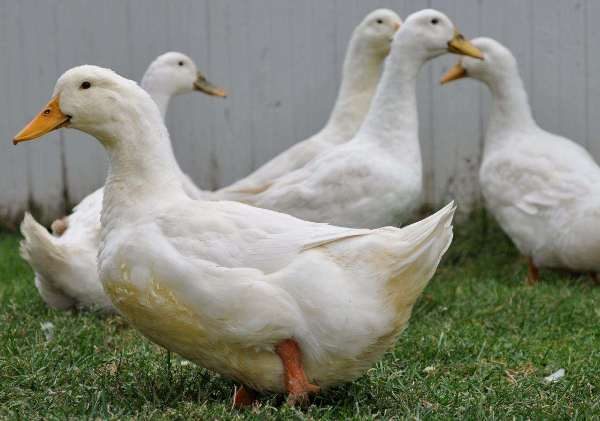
[379,201,455,304]
[20,213,75,310]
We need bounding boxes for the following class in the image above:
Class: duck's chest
[101,261,285,392]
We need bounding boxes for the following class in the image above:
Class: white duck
[19,52,226,312]
[13,9,472,406]
[215,10,484,229]
[441,37,600,283]
[216,9,401,198]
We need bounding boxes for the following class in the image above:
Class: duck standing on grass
[441,37,600,284]
[216,9,401,198]
[13,9,478,407]
[19,52,227,312]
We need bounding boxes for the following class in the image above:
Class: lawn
[1,213,599,419]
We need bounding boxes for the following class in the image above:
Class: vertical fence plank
[557,0,587,147]
[429,0,482,215]
[531,0,560,136]
[54,0,107,205]
[13,0,65,224]
[258,0,295,169]
[205,0,252,188]
[587,0,600,158]
[0,1,30,226]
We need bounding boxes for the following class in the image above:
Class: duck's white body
[100,196,454,391]
[88,73,453,390]
[481,123,600,271]
[219,27,424,228]
[217,9,401,198]
[457,38,600,272]
[20,53,221,312]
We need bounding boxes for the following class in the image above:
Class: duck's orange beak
[440,62,467,84]
[13,96,70,144]
[194,73,228,98]
[447,30,484,60]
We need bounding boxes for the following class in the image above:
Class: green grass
[1,214,599,419]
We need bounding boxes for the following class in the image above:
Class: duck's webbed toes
[285,382,320,407]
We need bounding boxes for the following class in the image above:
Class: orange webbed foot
[285,382,320,406]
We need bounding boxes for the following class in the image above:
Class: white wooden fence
[0,0,595,226]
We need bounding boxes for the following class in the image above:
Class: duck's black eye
[178,61,184,66]
[80,81,91,90]
[431,18,439,25]
[376,19,383,24]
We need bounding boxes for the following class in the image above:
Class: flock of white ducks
[12,5,596,407]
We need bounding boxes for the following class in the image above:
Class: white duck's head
[14,65,163,145]
[440,37,517,86]
[142,51,227,98]
[392,9,483,62]
[353,9,402,56]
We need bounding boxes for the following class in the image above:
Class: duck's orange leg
[526,256,539,285]
[232,385,258,408]
[275,339,320,406]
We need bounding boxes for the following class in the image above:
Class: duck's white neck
[485,69,537,146]
[356,42,422,162]
[141,80,171,120]
[322,38,386,142]
[98,100,186,228]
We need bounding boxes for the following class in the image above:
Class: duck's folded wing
[159,199,370,273]
[215,135,321,201]
[483,148,596,215]
[516,176,588,214]
[235,149,381,221]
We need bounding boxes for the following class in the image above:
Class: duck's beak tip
[12,95,69,144]
[194,74,229,98]
[440,62,468,85]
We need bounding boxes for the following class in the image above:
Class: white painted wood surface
[0,0,596,226]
